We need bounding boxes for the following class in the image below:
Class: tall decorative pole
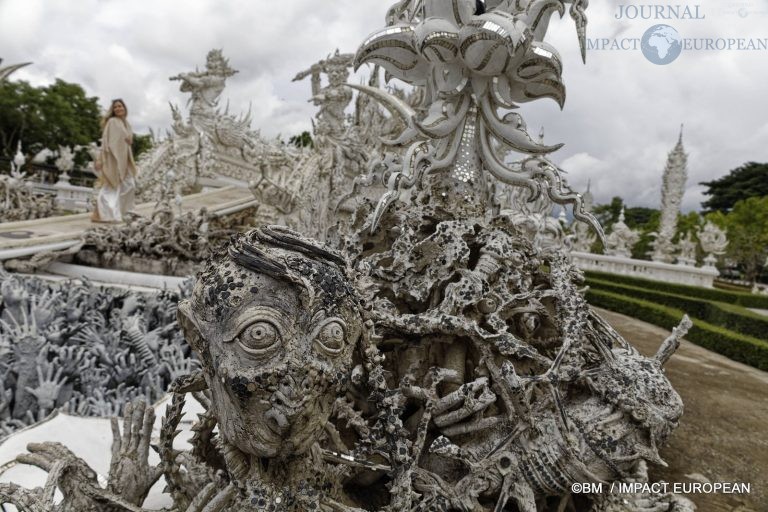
[651,126,688,263]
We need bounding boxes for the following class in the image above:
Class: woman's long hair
[101,99,128,129]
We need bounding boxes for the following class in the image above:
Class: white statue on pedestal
[605,207,640,258]
[676,232,698,266]
[54,146,75,185]
[13,141,25,168]
[170,49,238,128]
[698,221,728,268]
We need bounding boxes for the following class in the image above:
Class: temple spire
[650,128,689,263]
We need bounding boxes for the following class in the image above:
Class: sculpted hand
[107,399,163,506]
[86,389,122,417]
[25,359,68,417]
[15,441,101,511]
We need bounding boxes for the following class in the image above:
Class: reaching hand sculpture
[0,274,197,439]
[351,0,600,238]
[0,399,162,512]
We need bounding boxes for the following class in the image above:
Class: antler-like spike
[655,315,692,366]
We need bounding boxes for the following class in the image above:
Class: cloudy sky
[1,0,767,211]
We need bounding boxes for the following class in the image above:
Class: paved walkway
[0,187,255,253]
[597,308,768,512]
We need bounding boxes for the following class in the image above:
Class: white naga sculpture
[651,127,688,263]
[605,207,640,258]
[697,221,728,268]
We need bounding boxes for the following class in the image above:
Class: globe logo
[641,24,683,65]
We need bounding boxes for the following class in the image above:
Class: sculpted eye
[237,321,281,355]
[314,320,346,356]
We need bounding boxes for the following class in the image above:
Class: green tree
[629,210,661,260]
[715,196,768,284]
[623,206,658,228]
[700,162,768,213]
[288,130,313,148]
[0,78,101,157]
[132,133,153,159]
[593,196,624,227]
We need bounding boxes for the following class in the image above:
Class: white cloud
[1,0,766,211]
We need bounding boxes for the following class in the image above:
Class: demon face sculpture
[178,225,363,458]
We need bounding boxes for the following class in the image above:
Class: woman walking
[92,98,137,222]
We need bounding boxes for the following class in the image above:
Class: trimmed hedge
[584,271,768,309]
[713,280,752,293]
[587,278,768,341]
[586,288,768,371]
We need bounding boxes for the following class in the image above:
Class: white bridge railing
[571,251,719,288]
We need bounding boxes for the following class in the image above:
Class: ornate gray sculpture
[289,51,369,241]
[1,2,696,511]
[136,50,295,202]
[1,227,379,511]
[171,49,238,128]
[77,197,220,276]
[336,1,691,510]
[350,0,600,238]
[651,128,688,263]
[293,50,355,139]
[570,181,597,252]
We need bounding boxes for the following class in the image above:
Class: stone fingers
[128,399,145,453]
[121,400,134,453]
[138,402,155,459]
[111,416,122,460]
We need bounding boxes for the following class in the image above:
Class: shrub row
[585,288,768,371]
[583,271,768,309]
[587,278,768,341]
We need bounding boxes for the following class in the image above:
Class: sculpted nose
[265,407,290,434]
[279,375,298,400]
